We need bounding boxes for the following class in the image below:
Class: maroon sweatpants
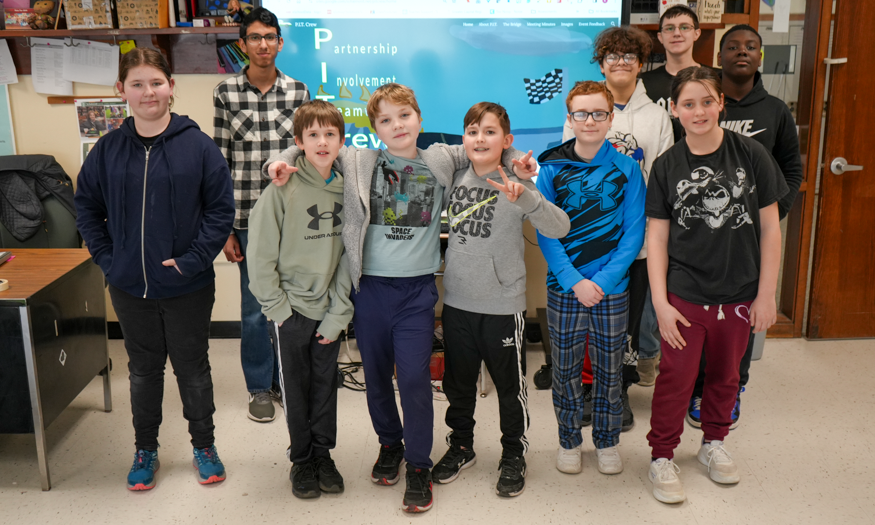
[647,293,753,459]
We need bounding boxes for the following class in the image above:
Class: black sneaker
[686,396,702,428]
[495,456,526,497]
[621,387,634,432]
[432,445,476,484]
[582,383,593,427]
[730,387,745,430]
[316,456,344,494]
[402,464,433,513]
[290,461,320,499]
[371,443,405,486]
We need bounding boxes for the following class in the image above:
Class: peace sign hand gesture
[487,165,526,203]
[511,150,538,180]
[268,161,299,187]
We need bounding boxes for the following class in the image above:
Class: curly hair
[592,26,653,65]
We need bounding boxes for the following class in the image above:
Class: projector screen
[263,0,627,154]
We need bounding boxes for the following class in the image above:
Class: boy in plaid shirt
[213,7,310,423]
[535,81,645,477]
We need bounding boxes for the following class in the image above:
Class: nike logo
[720,120,767,138]
[448,195,497,228]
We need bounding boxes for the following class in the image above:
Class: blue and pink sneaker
[127,449,159,491]
[192,445,226,484]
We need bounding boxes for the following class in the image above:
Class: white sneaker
[595,445,623,474]
[698,440,740,484]
[556,445,582,474]
[649,458,685,504]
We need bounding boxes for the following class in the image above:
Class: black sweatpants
[622,258,649,386]
[442,305,530,459]
[693,328,755,398]
[109,282,216,451]
[272,312,341,464]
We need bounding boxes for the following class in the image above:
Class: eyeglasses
[570,111,610,122]
[661,24,696,34]
[604,53,639,65]
[244,33,279,44]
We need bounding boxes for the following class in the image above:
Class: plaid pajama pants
[547,289,629,450]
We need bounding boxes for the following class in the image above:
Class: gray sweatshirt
[443,166,570,315]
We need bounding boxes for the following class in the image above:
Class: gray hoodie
[443,166,570,315]
[562,79,673,258]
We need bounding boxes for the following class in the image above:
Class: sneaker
[401,465,433,513]
[432,445,476,484]
[697,440,740,484]
[595,445,623,475]
[556,445,582,474]
[495,456,526,497]
[371,443,405,485]
[316,456,344,493]
[730,387,745,430]
[636,356,659,386]
[621,388,634,432]
[582,384,593,427]
[649,458,685,504]
[127,449,159,491]
[290,461,321,499]
[248,392,276,422]
[192,445,226,485]
[686,396,702,428]
[269,385,284,408]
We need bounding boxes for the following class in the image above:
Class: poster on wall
[263,0,624,154]
[75,98,129,164]
[0,85,16,156]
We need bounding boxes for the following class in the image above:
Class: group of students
[73,4,801,513]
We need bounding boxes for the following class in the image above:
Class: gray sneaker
[248,392,276,422]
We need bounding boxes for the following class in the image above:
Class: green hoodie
[246,156,353,341]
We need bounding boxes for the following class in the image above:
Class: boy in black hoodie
[685,24,803,430]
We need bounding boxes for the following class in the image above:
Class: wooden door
[807,0,875,338]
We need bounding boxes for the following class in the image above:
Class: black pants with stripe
[442,305,530,459]
[272,313,341,464]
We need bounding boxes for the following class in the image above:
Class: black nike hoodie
[720,71,803,218]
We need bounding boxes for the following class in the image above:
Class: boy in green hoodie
[247,100,353,500]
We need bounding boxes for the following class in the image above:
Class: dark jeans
[272,314,341,464]
[692,328,755,398]
[109,282,217,450]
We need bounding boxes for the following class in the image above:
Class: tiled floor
[1,337,873,525]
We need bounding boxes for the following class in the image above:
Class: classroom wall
[8,74,553,323]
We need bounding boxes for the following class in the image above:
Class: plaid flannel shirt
[213,68,310,229]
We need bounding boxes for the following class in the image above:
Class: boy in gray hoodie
[432,102,570,497]
[247,100,353,500]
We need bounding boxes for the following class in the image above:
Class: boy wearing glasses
[536,81,645,477]
[641,4,702,141]
[213,7,310,424]
[562,27,672,422]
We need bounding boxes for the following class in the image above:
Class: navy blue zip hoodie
[75,115,235,299]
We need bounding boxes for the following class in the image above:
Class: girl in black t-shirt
[643,67,786,504]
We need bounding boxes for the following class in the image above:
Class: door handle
[830,157,864,175]
[823,57,848,65]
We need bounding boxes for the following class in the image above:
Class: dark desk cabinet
[0,249,112,490]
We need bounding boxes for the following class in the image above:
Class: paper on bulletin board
[0,85,16,156]
[0,40,20,85]
[75,98,129,164]
[30,37,73,95]
[772,0,791,33]
[62,40,120,86]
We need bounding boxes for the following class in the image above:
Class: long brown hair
[116,48,175,108]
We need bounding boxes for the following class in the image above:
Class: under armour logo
[307,203,343,230]
[566,180,619,211]
[502,337,514,347]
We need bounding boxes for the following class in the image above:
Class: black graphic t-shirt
[645,130,788,305]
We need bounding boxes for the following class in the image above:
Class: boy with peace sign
[434,102,569,497]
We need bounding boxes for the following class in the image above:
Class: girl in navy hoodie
[75,49,235,491]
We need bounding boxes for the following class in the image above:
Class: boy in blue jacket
[536,81,645,477]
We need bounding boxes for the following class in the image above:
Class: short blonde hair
[293,100,345,142]
[565,81,615,113]
[366,83,422,128]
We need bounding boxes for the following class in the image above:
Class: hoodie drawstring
[703,304,726,320]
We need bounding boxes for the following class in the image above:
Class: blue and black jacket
[535,139,645,295]
[75,115,235,299]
